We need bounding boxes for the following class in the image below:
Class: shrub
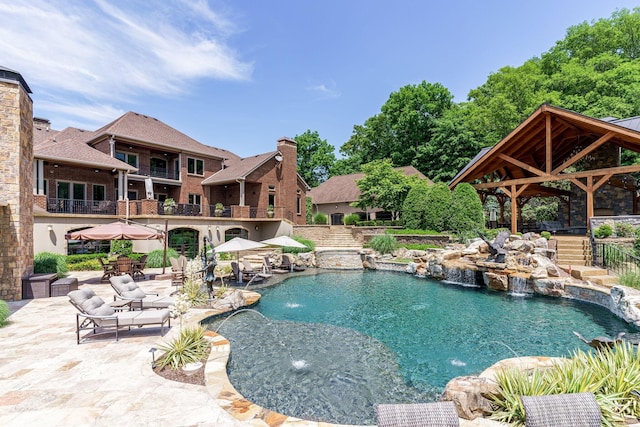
[34,252,68,277]
[540,231,551,240]
[490,343,640,426]
[0,300,9,327]
[181,278,209,307]
[343,213,360,226]
[146,248,179,268]
[449,183,484,236]
[156,325,210,370]
[399,243,441,250]
[594,224,613,238]
[67,259,101,271]
[386,229,441,235]
[402,180,430,229]
[620,271,640,289]
[615,222,635,238]
[313,213,328,224]
[368,234,397,254]
[110,239,133,255]
[284,236,314,254]
[423,182,452,232]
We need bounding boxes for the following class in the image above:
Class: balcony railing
[158,202,202,216]
[208,205,231,218]
[46,198,117,215]
[592,241,640,276]
[132,165,180,180]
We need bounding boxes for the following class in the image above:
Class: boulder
[532,278,569,297]
[442,250,462,261]
[406,262,418,274]
[442,375,499,420]
[212,289,246,310]
[429,261,444,279]
[610,286,640,327]
[533,238,548,249]
[484,272,508,291]
[530,266,548,279]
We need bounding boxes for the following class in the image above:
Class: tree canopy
[294,130,336,187]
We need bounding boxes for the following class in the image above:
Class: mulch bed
[152,345,211,386]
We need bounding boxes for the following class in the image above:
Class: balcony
[132,165,180,180]
[46,198,117,215]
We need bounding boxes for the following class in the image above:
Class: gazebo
[450,104,640,234]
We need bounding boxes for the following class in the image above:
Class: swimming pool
[204,270,637,425]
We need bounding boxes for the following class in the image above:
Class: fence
[592,242,640,276]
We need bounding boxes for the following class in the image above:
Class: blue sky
[1,1,637,158]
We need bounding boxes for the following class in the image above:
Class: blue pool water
[204,270,638,425]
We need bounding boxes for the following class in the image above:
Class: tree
[449,183,484,237]
[402,179,431,229]
[294,130,336,187]
[352,159,413,219]
[423,182,452,232]
[340,81,454,171]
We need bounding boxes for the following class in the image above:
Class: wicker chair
[521,392,601,427]
[376,401,459,427]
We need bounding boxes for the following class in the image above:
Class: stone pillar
[0,67,34,300]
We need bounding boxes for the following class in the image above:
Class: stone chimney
[0,66,34,300]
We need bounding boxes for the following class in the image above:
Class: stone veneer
[0,76,34,300]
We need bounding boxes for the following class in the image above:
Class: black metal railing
[208,205,231,217]
[132,165,180,180]
[158,202,202,216]
[46,198,117,215]
[592,242,640,276]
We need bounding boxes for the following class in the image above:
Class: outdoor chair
[67,288,171,344]
[132,254,148,280]
[277,254,306,272]
[109,274,175,310]
[242,258,259,274]
[116,254,133,277]
[98,257,116,281]
[231,261,264,285]
[376,401,460,427]
[169,257,185,290]
[264,255,288,274]
[520,392,601,427]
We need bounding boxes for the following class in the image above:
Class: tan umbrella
[67,221,162,240]
[261,235,307,249]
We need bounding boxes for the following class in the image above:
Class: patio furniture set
[99,254,148,281]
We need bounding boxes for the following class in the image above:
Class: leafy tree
[449,183,484,236]
[294,130,336,187]
[352,159,413,219]
[340,81,454,171]
[402,179,431,229]
[423,182,452,232]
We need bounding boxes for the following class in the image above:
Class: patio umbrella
[211,237,267,284]
[261,235,307,249]
[67,221,162,240]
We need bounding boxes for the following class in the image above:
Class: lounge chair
[109,274,175,310]
[98,258,116,281]
[520,392,601,427]
[278,254,306,272]
[231,261,264,285]
[68,288,171,344]
[376,401,460,427]
[242,258,259,274]
[264,255,288,274]
[132,254,148,280]
[169,257,185,289]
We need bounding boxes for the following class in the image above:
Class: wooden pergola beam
[546,113,552,174]
[497,153,547,177]
[551,131,616,175]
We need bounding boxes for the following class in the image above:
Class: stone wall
[0,77,33,300]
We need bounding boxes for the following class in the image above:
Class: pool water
[204,270,637,425]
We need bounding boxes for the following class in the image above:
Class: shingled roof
[308,166,430,204]
[201,151,278,185]
[88,111,240,162]
[35,127,136,171]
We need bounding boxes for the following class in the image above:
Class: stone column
[0,67,34,300]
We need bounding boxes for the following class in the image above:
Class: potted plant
[214,202,224,217]
[267,204,274,218]
[163,198,176,215]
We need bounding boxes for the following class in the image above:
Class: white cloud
[0,0,252,126]
[306,80,341,100]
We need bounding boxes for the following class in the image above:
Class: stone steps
[558,264,619,288]
[554,236,592,266]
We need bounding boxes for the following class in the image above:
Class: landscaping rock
[609,286,640,327]
[212,289,246,310]
[484,272,508,291]
[442,375,498,420]
[532,278,568,297]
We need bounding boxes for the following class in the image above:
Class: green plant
[385,229,441,235]
[402,180,430,229]
[594,224,613,238]
[615,222,635,238]
[368,234,397,254]
[0,300,9,327]
[344,213,360,226]
[284,236,314,254]
[181,278,209,306]
[423,182,453,232]
[67,259,102,271]
[156,325,209,370]
[145,248,179,268]
[214,282,229,298]
[398,243,441,250]
[620,271,640,289]
[163,198,176,207]
[313,212,328,225]
[449,183,484,236]
[110,239,133,255]
[540,231,551,240]
[215,202,224,210]
[489,343,640,426]
[34,252,69,277]
[267,204,274,211]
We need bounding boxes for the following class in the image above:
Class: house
[450,104,640,233]
[308,166,430,225]
[31,111,309,257]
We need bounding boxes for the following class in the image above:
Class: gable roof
[88,111,240,162]
[308,166,430,204]
[201,151,279,185]
[450,104,640,190]
[35,127,136,172]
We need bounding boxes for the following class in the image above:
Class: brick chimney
[0,66,34,300]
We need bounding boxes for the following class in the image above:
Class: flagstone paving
[0,268,503,427]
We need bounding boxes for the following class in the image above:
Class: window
[57,181,86,200]
[127,190,137,200]
[296,190,301,215]
[188,194,201,205]
[93,184,106,201]
[115,151,138,168]
[268,185,275,207]
[150,158,168,178]
[43,179,48,196]
[187,157,204,176]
